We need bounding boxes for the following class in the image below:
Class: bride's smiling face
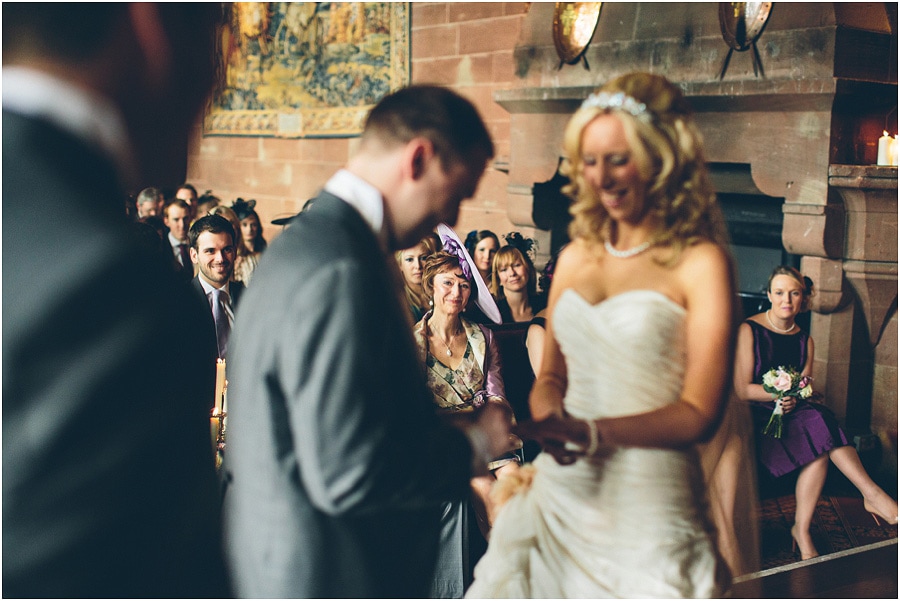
[580,114,648,224]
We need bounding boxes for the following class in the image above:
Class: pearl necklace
[765,309,796,333]
[604,238,651,258]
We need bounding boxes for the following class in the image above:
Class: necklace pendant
[446,348,453,357]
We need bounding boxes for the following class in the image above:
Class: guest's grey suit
[2,111,228,596]
[224,192,475,598]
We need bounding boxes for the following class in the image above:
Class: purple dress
[747,321,849,478]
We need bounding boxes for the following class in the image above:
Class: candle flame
[885,131,890,136]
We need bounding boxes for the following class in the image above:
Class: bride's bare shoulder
[677,240,732,280]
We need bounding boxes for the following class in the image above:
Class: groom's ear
[402,138,436,181]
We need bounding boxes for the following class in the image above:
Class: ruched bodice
[466,289,728,598]
[555,289,686,420]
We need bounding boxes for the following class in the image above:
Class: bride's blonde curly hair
[561,72,728,262]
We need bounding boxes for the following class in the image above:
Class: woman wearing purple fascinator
[437,224,501,325]
[410,246,520,598]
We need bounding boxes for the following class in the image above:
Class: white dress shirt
[323,169,389,252]
[197,278,235,328]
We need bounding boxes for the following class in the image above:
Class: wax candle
[877,131,892,165]
[892,135,899,166]
[214,359,226,414]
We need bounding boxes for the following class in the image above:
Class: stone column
[815,165,898,472]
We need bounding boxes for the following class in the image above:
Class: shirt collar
[168,232,187,247]
[198,276,230,297]
[2,66,138,187]
[323,169,389,251]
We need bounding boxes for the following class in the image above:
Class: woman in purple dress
[734,265,898,560]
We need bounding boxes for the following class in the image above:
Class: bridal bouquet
[761,366,813,438]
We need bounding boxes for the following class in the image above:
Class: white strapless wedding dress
[466,289,729,598]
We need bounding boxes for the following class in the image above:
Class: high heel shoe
[790,524,819,560]
[864,499,899,526]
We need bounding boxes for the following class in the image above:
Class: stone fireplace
[495,3,898,467]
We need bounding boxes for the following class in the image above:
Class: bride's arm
[594,243,734,448]
[528,248,578,421]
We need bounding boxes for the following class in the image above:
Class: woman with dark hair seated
[412,249,518,598]
[231,198,266,285]
[465,229,500,289]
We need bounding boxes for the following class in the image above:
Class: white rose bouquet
[761,366,813,438]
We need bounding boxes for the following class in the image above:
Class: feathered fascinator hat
[231,198,257,221]
[503,232,537,262]
[436,224,502,324]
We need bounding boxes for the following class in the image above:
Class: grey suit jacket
[2,111,228,597]
[224,191,475,598]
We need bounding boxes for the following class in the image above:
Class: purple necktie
[211,288,230,358]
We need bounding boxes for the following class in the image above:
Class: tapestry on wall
[204,2,410,138]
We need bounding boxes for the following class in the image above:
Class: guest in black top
[492,244,546,323]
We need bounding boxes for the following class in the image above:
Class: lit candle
[892,135,899,166]
[877,131,892,165]
[214,359,226,414]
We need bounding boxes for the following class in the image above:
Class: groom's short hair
[361,85,494,172]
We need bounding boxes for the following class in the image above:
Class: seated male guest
[164,197,193,280]
[135,186,163,219]
[189,214,244,360]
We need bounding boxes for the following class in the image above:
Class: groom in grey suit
[225,85,512,598]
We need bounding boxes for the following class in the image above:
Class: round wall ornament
[553,2,603,66]
[719,2,773,51]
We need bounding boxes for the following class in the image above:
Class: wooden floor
[740,463,899,598]
[732,538,898,598]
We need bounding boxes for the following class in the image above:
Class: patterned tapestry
[204,2,410,138]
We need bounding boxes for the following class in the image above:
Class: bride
[466,72,756,598]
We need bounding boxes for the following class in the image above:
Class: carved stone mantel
[806,165,897,438]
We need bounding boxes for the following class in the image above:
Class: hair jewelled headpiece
[580,91,651,122]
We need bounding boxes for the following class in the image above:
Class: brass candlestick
[210,410,227,470]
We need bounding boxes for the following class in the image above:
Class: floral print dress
[413,313,505,412]
[412,312,511,598]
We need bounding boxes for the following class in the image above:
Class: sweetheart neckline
[559,288,686,314]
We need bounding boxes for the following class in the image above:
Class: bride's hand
[515,415,590,465]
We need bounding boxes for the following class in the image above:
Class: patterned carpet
[758,494,899,570]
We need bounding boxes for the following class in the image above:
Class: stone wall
[183,2,531,244]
